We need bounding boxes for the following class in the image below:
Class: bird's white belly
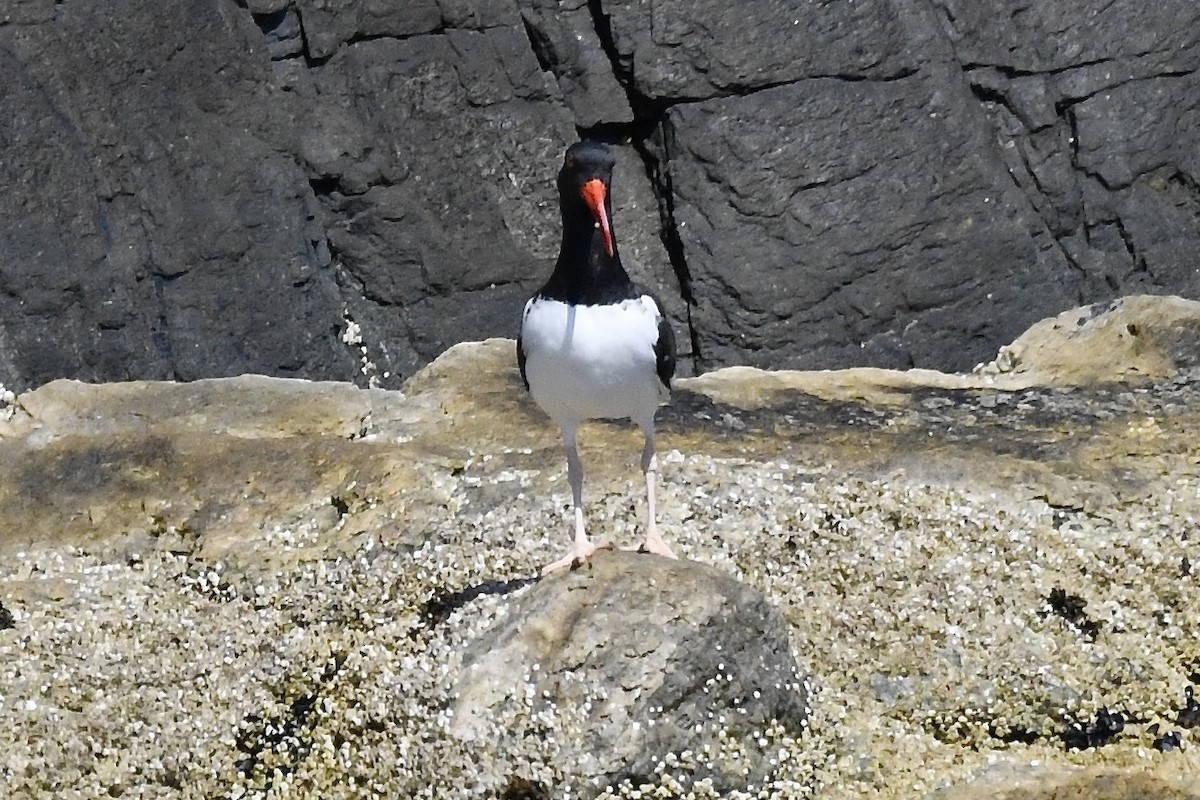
[522,297,665,427]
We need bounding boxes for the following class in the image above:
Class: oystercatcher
[518,140,678,574]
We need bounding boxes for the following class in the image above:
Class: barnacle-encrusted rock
[452,551,808,795]
[2,296,1200,798]
[0,375,414,560]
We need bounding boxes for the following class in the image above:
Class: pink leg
[622,423,676,559]
[543,426,609,574]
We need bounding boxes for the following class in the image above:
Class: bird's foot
[541,540,612,575]
[622,531,677,559]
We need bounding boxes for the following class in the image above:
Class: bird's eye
[564,154,576,168]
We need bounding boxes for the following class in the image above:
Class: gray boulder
[451,550,809,795]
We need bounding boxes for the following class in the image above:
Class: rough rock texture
[0,1,355,387]
[3,1,1199,392]
[2,296,1200,798]
[452,551,809,793]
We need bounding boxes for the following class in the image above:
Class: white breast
[521,296,666,428]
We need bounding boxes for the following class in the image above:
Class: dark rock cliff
[2,0,1198,390]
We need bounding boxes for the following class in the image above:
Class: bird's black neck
[539,205,635,305]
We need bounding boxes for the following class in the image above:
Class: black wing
[517,297,534,390]
[648,293,676,390]
[516,330,529,390]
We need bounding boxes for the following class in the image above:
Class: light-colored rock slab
[1,296,1199,798]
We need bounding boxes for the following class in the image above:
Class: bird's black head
[558,141,617,257]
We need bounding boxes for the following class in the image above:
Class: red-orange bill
[580,178,614,257]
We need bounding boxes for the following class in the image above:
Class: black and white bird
[518,140,678,574]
